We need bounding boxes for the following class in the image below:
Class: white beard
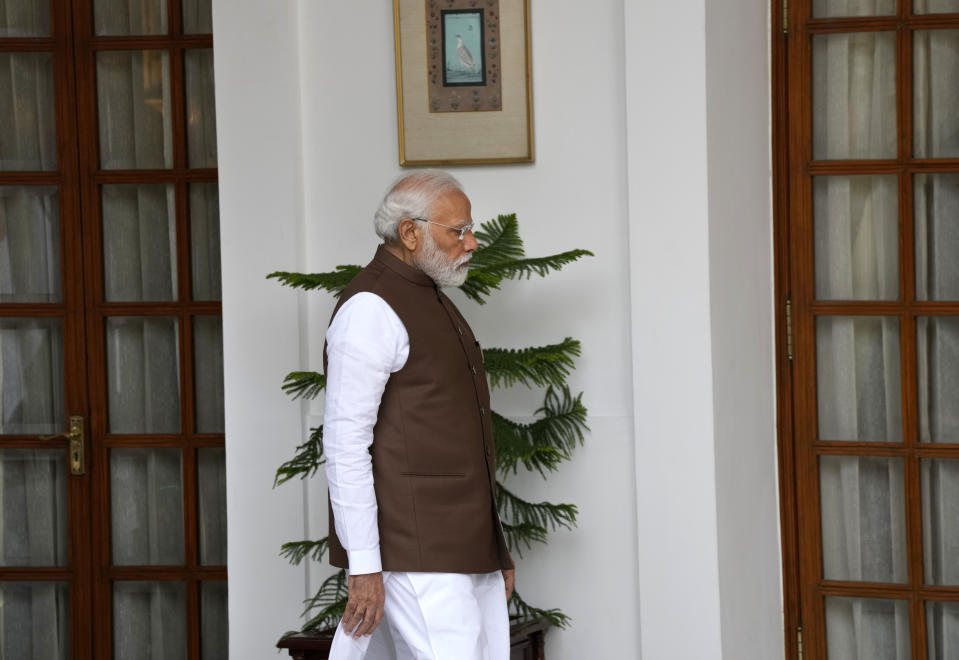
[414,229,471,287]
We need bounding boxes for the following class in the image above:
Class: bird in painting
[455,35,477,73]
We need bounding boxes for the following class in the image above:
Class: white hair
[373,170,464,242]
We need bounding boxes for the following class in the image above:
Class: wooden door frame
[772,0,801,658]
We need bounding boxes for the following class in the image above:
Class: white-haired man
[323,170,515,659]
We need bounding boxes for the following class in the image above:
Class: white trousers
[328,570,510,660]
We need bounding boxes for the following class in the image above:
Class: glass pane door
[0,0,225,657]
[77,0,227,656]
[0,1,86,657]
[788,1,959,658]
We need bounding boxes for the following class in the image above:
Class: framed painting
[393,0,534,166]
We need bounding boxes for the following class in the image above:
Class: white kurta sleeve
[323,291,409,575]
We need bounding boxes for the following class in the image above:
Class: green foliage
[300,571,349,634]
[273,426,324,487]
[483,338,580,390]
[493,386,588,478]
[267,265,363,296]
[496,485,576,558]
[271,212,590,635]
[280,538,329,565]
[282,371,326,401]
[509,589,571,629]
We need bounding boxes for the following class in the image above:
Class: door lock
[40,415,86,476]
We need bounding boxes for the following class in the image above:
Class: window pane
[200,580,228,660]
[106,316,180,434]
[185,49,217,168]
[817,316,902,442]
[917,317,959,443]
[190,183,221,301]
[915,30,959,158]
[111,448,184,565]
[927,601,959,660]
[0,450,67,566]
[0,0,51,36]
[97,50,173,170]
[813,0,895,17]
[102,184,177,302]
[197,448,226,565]
[0,581,68,660]
[0,53,56,171]
[0,186,61,303]
[114,581,186,660]
[193,316,223,434]
[915,1,959,15]
[94,0,167,35]
[820,456,907,583]
[826,597,910,660]
[915,173,959,301]
[814,175,898,301]
[922,459,959,585]
[182,0,212,34]
[0,318,64,435]
[813,32,897,160]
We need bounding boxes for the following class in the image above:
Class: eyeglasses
[411,217,474,241]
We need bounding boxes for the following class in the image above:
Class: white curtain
[93,0,166,36]
[812,0,895,17]
[0,186,60,303]
[827,597,912,660]
[96,50,173,170]
[113,581,186,660]
[0,0,50,37]
[101,184,177,302]
[110,449,183,566]
[0,581,68,660]
[0,52,55,171]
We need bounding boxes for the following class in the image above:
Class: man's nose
[463,230,478,251]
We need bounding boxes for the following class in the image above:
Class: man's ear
[397,218,420,251]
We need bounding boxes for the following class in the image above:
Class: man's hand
[341,572,385,639]
[502,568,515,601]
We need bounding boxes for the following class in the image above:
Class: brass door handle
[40,415,85,476]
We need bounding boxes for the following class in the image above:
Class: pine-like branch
[460,249,593,304]
[483,338,580,390]
[496,485,577,536]
[509,589,571,629]
[300,569,348,633]
[282,371,326,401]
[280,538,329,566]
[493,385,588,478]
[274,426,324,487]
[267,266,362,296]
[470,214,525,268]
[501,521,548,553]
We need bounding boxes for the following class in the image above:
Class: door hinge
[785,298,794,362]
[782,0,789,33]
[797,625,805,660]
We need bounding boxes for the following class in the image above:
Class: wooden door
[0,0,226,657]
[777,0,959,658]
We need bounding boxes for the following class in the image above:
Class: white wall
[215,0,782,658]
[214,0,308,654]
[705,2,784,659]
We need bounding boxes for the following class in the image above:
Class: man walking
[323,170,515,659]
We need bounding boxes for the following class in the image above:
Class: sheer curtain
[813,26,909,659]
[914,27,959,660]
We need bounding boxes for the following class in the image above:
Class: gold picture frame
[393,0,534,166]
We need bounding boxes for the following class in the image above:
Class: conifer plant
[270,214,592,634]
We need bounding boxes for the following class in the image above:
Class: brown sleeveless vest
[324,246,512,573]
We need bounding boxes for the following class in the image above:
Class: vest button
[471,365,477,375]
[485,445,491,456]
[480,407,485,416]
